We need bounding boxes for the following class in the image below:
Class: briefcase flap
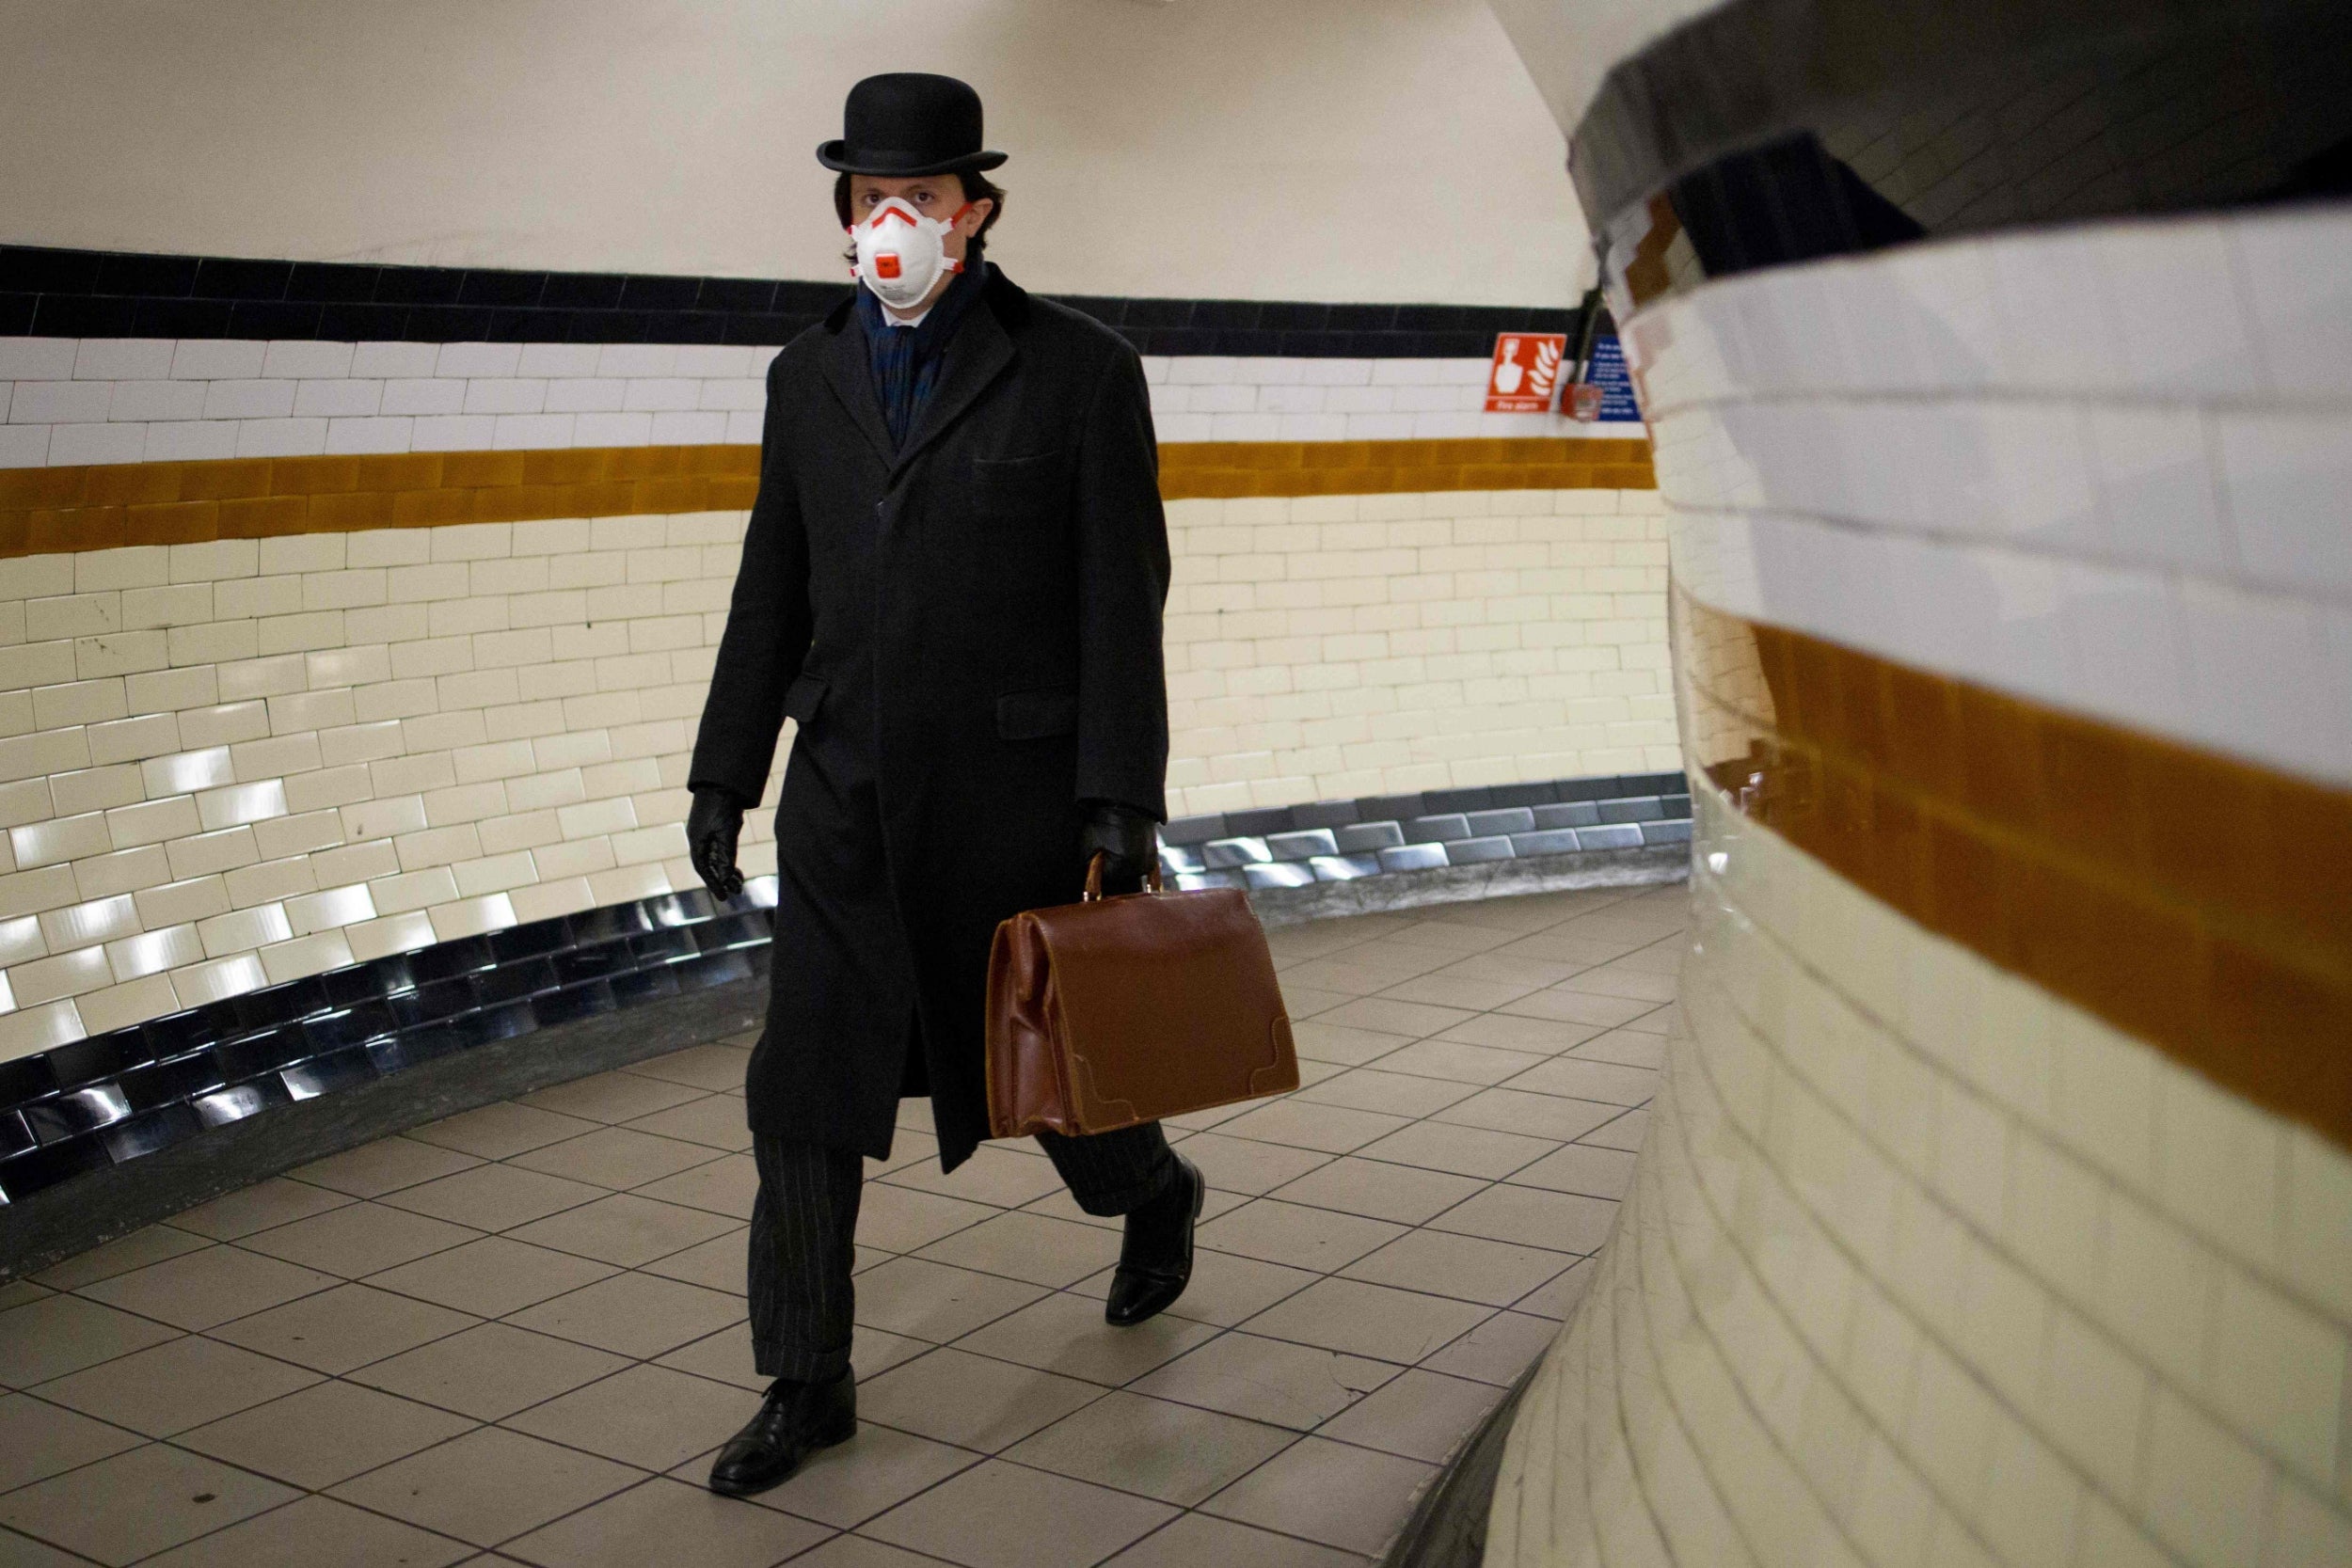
[1018,886,1295,1132]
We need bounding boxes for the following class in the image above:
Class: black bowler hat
[818,73,1007,178]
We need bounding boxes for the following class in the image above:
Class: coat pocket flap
[783,673,828,722]
[995,689,1079,740]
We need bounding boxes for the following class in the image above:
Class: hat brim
[817,141,1008,177]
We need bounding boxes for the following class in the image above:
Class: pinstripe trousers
[748,1118,1177,1382]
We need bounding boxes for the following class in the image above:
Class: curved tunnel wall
[1485,1,2352,1563]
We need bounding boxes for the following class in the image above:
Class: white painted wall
[0,0,1587,305]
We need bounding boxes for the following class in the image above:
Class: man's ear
[957,198,994,236]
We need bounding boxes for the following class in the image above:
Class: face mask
[850,196,974,311]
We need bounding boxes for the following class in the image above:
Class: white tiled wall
[1631,205,2352,789]
[1162,486,1674,815]
[0,483,1677,1053]
[1488,785,2352,1568]
[0,342,1621,469]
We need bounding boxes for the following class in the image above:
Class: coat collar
[818,268,1030,479]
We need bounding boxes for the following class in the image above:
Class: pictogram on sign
[1486,333,1568,413]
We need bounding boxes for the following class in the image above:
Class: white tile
[2233,205,2352,399]
[201,378,297,420]
[596,344,678,378]
[435,342,522,378]
[104,922,203,980]
[168,340,265,380]
[350,341,440,378]
[72,339,174,380]
[381,378,467,416]
[410,415,496,451]
[464,377,548,416]
[493,414,576,450]
[2097,219,2262,397]
[2179,579,2339,782]
[11,379,113,423]
[2057,562,2191,738]
[261,341,356,379]
[0,338,80,380]
[294,378,383,418]
[325,417,416,455]
[142,420,241,462]
[543,377,627,413]
[48,422,150,466]
[2082,407,2231,575]
[574,412,653,446]
[170,952,267,1005]
[517,342,604,377]
[107,380,207,422]
[0,423,50,467]
[649,410,726,444]
[2216,410,2352,598]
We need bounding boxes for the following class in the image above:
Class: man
[684,72,1204,1497]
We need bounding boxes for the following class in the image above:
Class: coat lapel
[891,289,1015,481]
[817,306,895,469]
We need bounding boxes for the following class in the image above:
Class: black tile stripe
[0,245,1581,357]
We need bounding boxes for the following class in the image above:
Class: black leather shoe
[1105,1154,1203,1326]
[707,1370,856,1497]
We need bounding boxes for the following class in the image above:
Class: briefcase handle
[1084,847,1166,902]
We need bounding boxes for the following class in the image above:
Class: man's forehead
[850,175,952,196]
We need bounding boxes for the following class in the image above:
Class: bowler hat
[818,73,1008,177]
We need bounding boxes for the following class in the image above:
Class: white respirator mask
[850,196,974,311]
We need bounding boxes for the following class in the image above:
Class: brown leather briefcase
[985,854,1297,1138]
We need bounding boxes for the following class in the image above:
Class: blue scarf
[855,261,989,451]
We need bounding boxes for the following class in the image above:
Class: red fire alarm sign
[1485,333,1568,413]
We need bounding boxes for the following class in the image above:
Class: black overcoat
[689,269,1170,1173]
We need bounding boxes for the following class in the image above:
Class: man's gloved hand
[1079,800,1159,895]
[688,786,748,900]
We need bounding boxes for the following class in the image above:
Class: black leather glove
[1079,800,1158,896]
[687,785,747,900]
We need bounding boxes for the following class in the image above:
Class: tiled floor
[0,883,1686,1568]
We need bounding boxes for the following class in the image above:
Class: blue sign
[1586,334,1642,422]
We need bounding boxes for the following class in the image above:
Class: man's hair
[834,169,1006,264]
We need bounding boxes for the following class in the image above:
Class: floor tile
[878,1144,1064,1209]
[783,1537,960,1568]
[0,1441,298,1564]
[856,1347,1100,1452]
[364,1236,622,1319]
[1244,1277,1489,1365]
[0,1295,180,1386]
[287,1134,485,1197]
[1417,1310,1561,1386]
[1129,1332,1395,1430]
[950,1291,1217,1386]
[505,1272,742,1360]
[1433,1086,1619,1142]
[850,1258,1046,1344]
[408,1101,603,1160]
[504,1363,759,1471]
[1570,1027,1666,1069]
[29,1226,212,1291]
[1157,1131,1330,1196]
[737,1422,979,1528]
[166,1178,355,1241]
[329,1426,643,1549]
[1428,1184,1614,1254]
[0,1392,146,1494]
[632,1152,759,1218]
[1213,1100,1410,1155]
[33,1334,317,1437]
[1290,1069,1478,1119]
[1200,1435,1434,1557]
[914,1212,1122,1289]
[207,1282,478,1374]
[81,1245,336,1332]
[854,1183,999,1254]
[1285,1021,1412,1067]
[866,1128,941,1176]
[235,1200,482,1278]
[1511,1257,1595,1321]
[620,1095,754,1151]
[1198,1199,1405,1273]
[1377,971,1544,1011]
[1431,949,1586,987]
[1006,1390,1295,1505]
[1580,1106,1648,1151]
[0,1524,87,1567]
[350,1323,632,1421]
[179,1377,478,1489]
[134,1493,474,1568]
[505,1476,827,1568]
[505,1193,739,1268]
[1372,1037,1549,1087]
[1267,1158,1486,1226]
[1499,988,1657,1028]
[0,1278,50,1311]
[1100,1252,1319,1329]
[1555,963,1677,1004]
[520,1070,704,1124]
[1340,1228,1576,1308]
[1313,997,1473,1040]
[508,1126,724,1190]
[635,1230,750,1292]
[1101,1510,1371,1567]
[620,1042,751,1091]
[1316,1368,1505,1463]
[864,1458,1176,1568]
[1354,1120,1552,1180]
[1502,1055,1660,1107]
[380,1164,607,1233]
[1434,1011,1605,1054]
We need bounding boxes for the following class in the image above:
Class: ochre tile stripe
[1673,588,2352,1149]
[0,438,1656,557]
